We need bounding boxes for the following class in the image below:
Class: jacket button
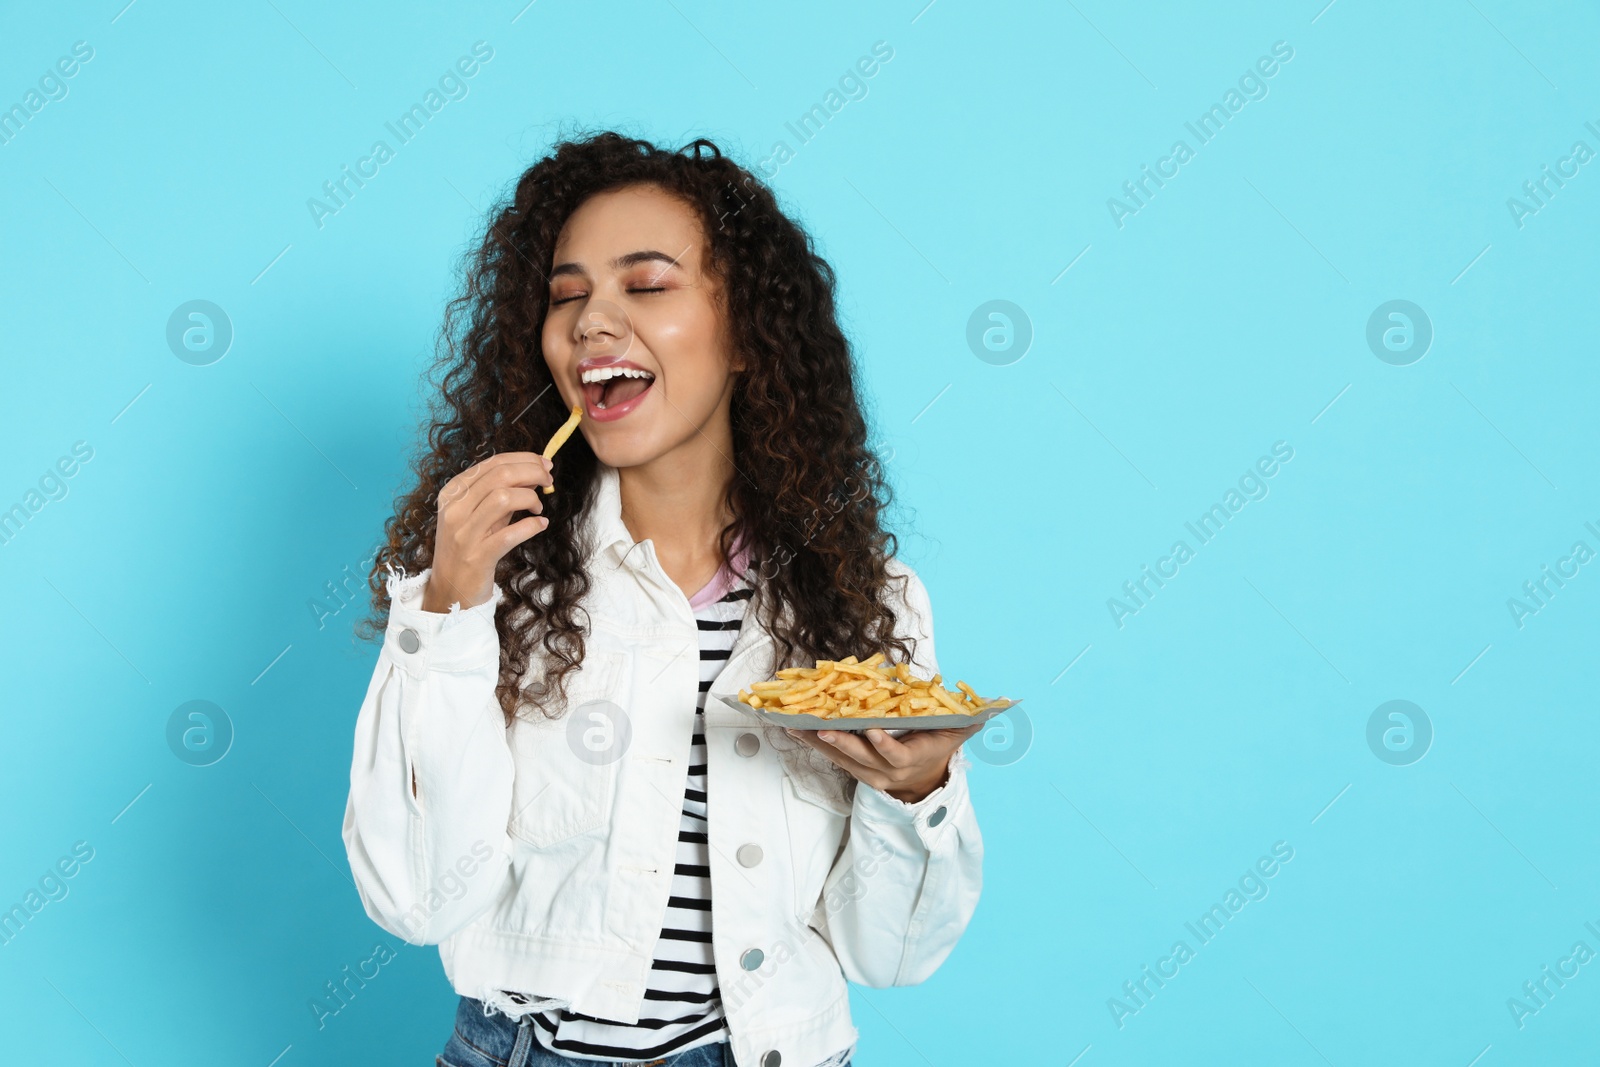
[734,732,760,757]
[928,805,947,827]
[736,843,763,867]
[740,948,764,970]
[760,1052,782,1067]
[397,628,420,654]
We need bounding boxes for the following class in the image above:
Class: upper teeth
[581,367,654,384]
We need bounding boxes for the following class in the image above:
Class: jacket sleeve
[809,563,984,987]
[340,566,516,945]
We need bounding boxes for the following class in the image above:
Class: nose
[573,297,633,356]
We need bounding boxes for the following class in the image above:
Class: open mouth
[580,365,655,413]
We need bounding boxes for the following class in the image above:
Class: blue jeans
[437,996,737,1067]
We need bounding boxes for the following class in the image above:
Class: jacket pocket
[780,772,850,924]
[507,652,627,849]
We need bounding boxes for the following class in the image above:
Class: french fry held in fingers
[540,404,583,494]
[737,652,998,720]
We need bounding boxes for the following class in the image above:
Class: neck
[617,428,737,598]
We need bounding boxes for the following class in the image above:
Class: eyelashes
[550,287,667,306]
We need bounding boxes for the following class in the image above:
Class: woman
[343,131,983,1067]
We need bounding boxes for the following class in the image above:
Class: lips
[577,357,656,422]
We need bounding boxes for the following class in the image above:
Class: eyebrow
[548,249,687,281]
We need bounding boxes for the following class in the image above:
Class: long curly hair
[356,130,916,725]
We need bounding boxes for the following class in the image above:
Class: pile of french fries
[737,652,995,719]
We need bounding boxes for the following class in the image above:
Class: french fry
[736,654,1002,720]
[539,404,583,495]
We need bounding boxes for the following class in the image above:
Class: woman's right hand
[421,452,554,614]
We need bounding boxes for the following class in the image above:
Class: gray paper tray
[719,694,1020,732]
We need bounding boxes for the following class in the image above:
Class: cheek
[540,315,564,354]
[651,298,714,347]
[650,307,733,397]
[541,317,573,374]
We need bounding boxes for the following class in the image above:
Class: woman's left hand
[786,724,983,804]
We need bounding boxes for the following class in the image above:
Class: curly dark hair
[356,129,916,726]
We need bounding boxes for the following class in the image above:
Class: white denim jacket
[341,464,983,1067]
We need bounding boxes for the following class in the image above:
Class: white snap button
[737,843,763,867]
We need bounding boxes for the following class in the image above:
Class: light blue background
[2,0,1597,1063]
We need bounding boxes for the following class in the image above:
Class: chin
[586,428,669,470]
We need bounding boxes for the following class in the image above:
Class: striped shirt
[503,578,751,1061]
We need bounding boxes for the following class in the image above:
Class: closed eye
[550,287,666,306]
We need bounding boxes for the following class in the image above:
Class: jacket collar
[584,462,786,667]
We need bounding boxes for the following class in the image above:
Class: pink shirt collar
[688,536,752,610]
